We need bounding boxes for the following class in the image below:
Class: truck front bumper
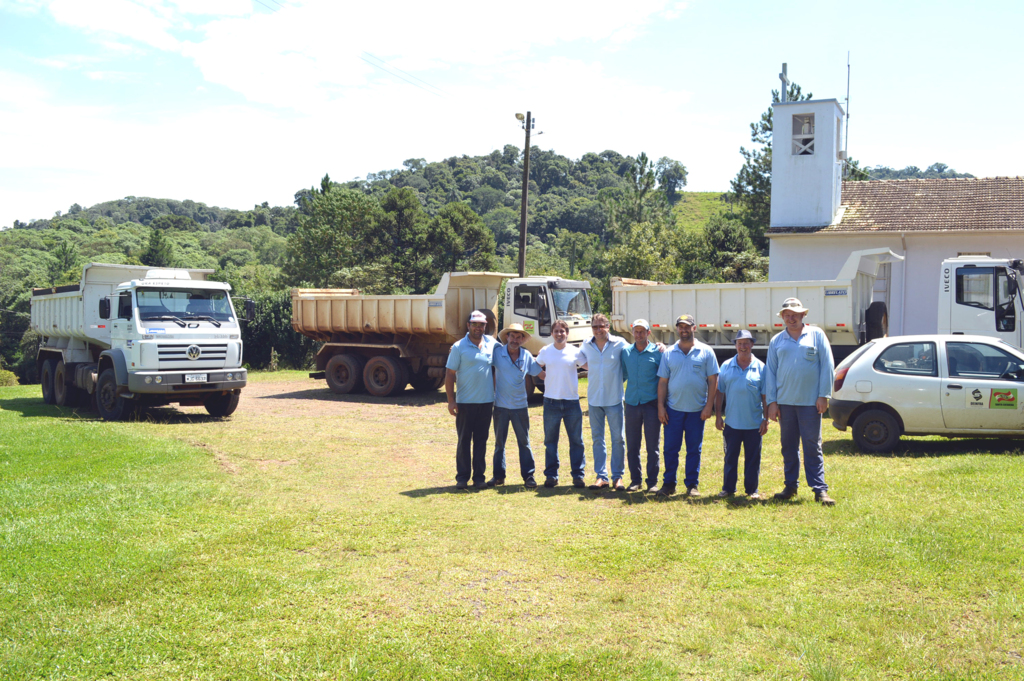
[128,369,248,394]
[829,399,861,431]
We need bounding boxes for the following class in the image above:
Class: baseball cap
[468,310,488,324]
[675,314,695,327]
[631,318,650,330]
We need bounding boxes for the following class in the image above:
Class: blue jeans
[543,398,585,481]
[492,407,535,480]
[778,404,828,492]
[625,400,660,486]
[662,407,705,488]
[588,403,625,481]
[722,425,762,494]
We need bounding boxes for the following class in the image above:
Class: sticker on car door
[966,388,1018,409]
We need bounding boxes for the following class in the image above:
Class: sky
[1,0,1021,228]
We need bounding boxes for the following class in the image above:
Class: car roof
[873,334,1013,345]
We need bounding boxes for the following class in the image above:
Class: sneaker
[486,477,505,488]
[656,484,676,497]
[748,491,764,501]
[544,477,557,488]
[774,486,798,500]
[572,478,586,488]
[455,481,469,490]
[815,490,837,506]
[524,476,537,489]
[626,482,642,492]
[686,486,701,498]
[717,490,733,498]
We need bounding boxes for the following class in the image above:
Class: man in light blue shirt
[655,315,719,497]
[765,298,836,505]
[446,310,499,490]
[490,323,544,489]
[714,330,767,500]
[621,319,663,492]
[578,313,630,490]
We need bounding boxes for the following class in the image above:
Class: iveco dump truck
[291,272,594,396]
[31,263,254,420]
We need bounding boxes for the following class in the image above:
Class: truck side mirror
[98,298,110,320]
[243,298,255,323]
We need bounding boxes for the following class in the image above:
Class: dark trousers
[722,425,762,494]
[456,402,493,485]
[624,399,660,487]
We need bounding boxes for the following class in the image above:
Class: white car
[830,335,1024,452]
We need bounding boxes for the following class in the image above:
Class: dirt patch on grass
[239,377,447,419]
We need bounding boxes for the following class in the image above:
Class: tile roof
[768,176,1024,234]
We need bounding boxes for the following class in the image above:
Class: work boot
[774,486,798,500]
[686,486,701,498]
[486,477,505,488]
[455,481,469,490]
[717,490,733,498]
[656,484,676,497]
[572,478,586,488]
[544,477,557,488]
[815,490,837,506]
[524,476,537,489]
[588,479,609,490]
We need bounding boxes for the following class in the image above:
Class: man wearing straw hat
[488,322,545,489]
[765,297,837,506]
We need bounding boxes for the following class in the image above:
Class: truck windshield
[552,289,592,321]
[137,288,236,323]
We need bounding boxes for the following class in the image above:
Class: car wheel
[852,408,901,453]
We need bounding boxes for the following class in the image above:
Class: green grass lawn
[672,191,734,234]
[2,375,1023,680]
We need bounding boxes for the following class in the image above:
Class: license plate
[185,373,208,383]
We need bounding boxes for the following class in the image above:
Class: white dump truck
[610,248,1024,361]
[31,263,254,420]
[291,272,595,396]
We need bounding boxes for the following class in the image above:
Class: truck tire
[54,360,80,408]
[851,409,901,453]
[204,391,240,417]
[866,302,888,341]
[95,368,131,421]
[40,358,56,405]
[325,354,366,394]
[409,370,444,392]
[363,356,408,397]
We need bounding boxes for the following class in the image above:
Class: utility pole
[517,111,532,278]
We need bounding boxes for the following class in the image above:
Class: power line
[362,52,447,97]
[252,0,278,12]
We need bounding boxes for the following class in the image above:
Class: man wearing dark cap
[655,314,719,497]
[714,330,767,500]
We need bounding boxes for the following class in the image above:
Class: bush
[242,290,316,369]
[0,369,17,386]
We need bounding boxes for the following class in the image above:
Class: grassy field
[672,192,734,233]
[2,372,1023,680]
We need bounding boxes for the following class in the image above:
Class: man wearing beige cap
[489,323,545,488]
[620,319,663,492]
[765,298,836,505]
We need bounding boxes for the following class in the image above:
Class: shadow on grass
[0,396,233,425]
[258,388,448,407]
[825,436,1024,458]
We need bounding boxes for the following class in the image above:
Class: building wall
[768,232,1024,335]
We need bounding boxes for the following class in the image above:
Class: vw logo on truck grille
[186,344,202,360]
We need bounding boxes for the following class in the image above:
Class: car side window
[947,342,1024,380]
[873,342,937,377]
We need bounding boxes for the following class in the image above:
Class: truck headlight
[226,373,233,381]
[154,376,163,384]
[145,376,153,384]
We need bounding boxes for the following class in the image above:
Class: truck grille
[158,343,228,363]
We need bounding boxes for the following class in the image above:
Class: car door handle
[946,384,963,389]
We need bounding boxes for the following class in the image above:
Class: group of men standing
[445,297,837,505]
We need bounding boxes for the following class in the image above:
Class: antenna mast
[844,52,851,176]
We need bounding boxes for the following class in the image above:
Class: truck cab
[502,276,594,355]
[939,256,1024,350]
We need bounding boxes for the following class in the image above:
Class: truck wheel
[363,356,408,397]
[54,360,80,408]
[851,409,901,453]
[866,302,888,341]
[95,368,131,421]
[325,354,366,394]
[40,358,57,405]
[409,371,444,392]
[204,391,240,417]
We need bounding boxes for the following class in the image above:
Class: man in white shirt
[578,313,630,490]
[535,319,587,488]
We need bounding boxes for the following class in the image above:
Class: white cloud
[47,0,179,51]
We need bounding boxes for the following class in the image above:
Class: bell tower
[769,67,846,229]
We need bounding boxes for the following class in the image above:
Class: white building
[767,98,1024,335]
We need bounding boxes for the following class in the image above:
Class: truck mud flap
[309,371,326,380]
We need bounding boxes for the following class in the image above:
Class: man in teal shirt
[620,319,663,492]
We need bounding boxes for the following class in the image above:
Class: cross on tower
[779,63,790,103]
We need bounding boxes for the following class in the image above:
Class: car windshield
[551,289,592,321]
[137,287,235,323]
